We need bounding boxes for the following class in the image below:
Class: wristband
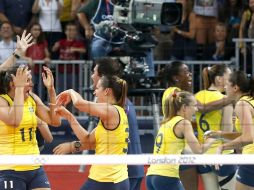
[13,52,21,59]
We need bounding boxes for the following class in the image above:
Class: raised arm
[197,96,234,113]
[57,89,119,129]
[0,31,34,71]
[0,66,29,127]
[55,106,96,150]
[31,67,61,127]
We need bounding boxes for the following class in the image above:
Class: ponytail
[116,78,127,107]
[202,64,228,89]
[162,91,193,124]
[100,75,128,107]
[202,67,210,89]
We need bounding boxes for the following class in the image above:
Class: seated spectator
[205,22,235,61]
[0,21,16,64]
[25,22,51,102]
[52,22,86,93]
[0,0,34,35]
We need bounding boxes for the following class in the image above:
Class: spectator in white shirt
[0,21,16,64]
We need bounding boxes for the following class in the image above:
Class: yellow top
[195,90,232,154]
[147,116,185,178]
[89,105,129,183]
[235,96,254,133]
[0,94,40,171]
[60,0,72,22]
[162,87,181,116]
[242,143,254,154]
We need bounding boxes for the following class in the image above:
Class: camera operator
[77,0,155,79]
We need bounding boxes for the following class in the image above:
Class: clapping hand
[56,90,72,106]
[42,66,54,89]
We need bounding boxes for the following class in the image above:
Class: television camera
[103,0,182,87]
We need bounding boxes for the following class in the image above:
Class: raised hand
[15,30,34,56]
[56,90,72,106]
[11,65,29,89]
[42,66,54,89]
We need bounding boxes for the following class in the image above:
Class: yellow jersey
[0,94,40,171]
[89,105,129,183]
[235,96,254,154]
[235,96,254,132]
[162,87,181,116]
[242,143,254,154]
[195,90,232,154]
[147,116,185,178]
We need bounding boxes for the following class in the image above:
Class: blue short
[80,178,129,190]
[146,175,184,190]
[197,165,237,176]
[0,167,50,190]
[236,165,254,187]
[129,177,143,190]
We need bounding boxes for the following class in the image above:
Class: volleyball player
[146,91,215,190]
[215,71,254,190]
[0,64,60,190]
[55,75,129,190]
[159,61,234,190]
[54,57,144,190]
[195,64,236,190]
[160,61,234,116]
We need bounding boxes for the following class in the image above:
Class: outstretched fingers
[21,30,26,40]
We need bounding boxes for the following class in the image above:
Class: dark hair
[0,21,13,29]
[229,71,254,97]
[65,21,77,30]
[158,61,184,87]
[100,75,127,107]
[93,57,122,77]
[162,91,194,123]
[26,22,45,44]
[202,64,228,89]
[0,66,19,94]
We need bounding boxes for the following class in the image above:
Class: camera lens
[161,3,182,26]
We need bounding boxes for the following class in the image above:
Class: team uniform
[195,90,236,176]
[146,116,185,190]
[0,94,50,190]
[162,87,181,116]
[80,105,130,190]
[235,96,254,187]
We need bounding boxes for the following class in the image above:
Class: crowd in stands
[0,0,252,91]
